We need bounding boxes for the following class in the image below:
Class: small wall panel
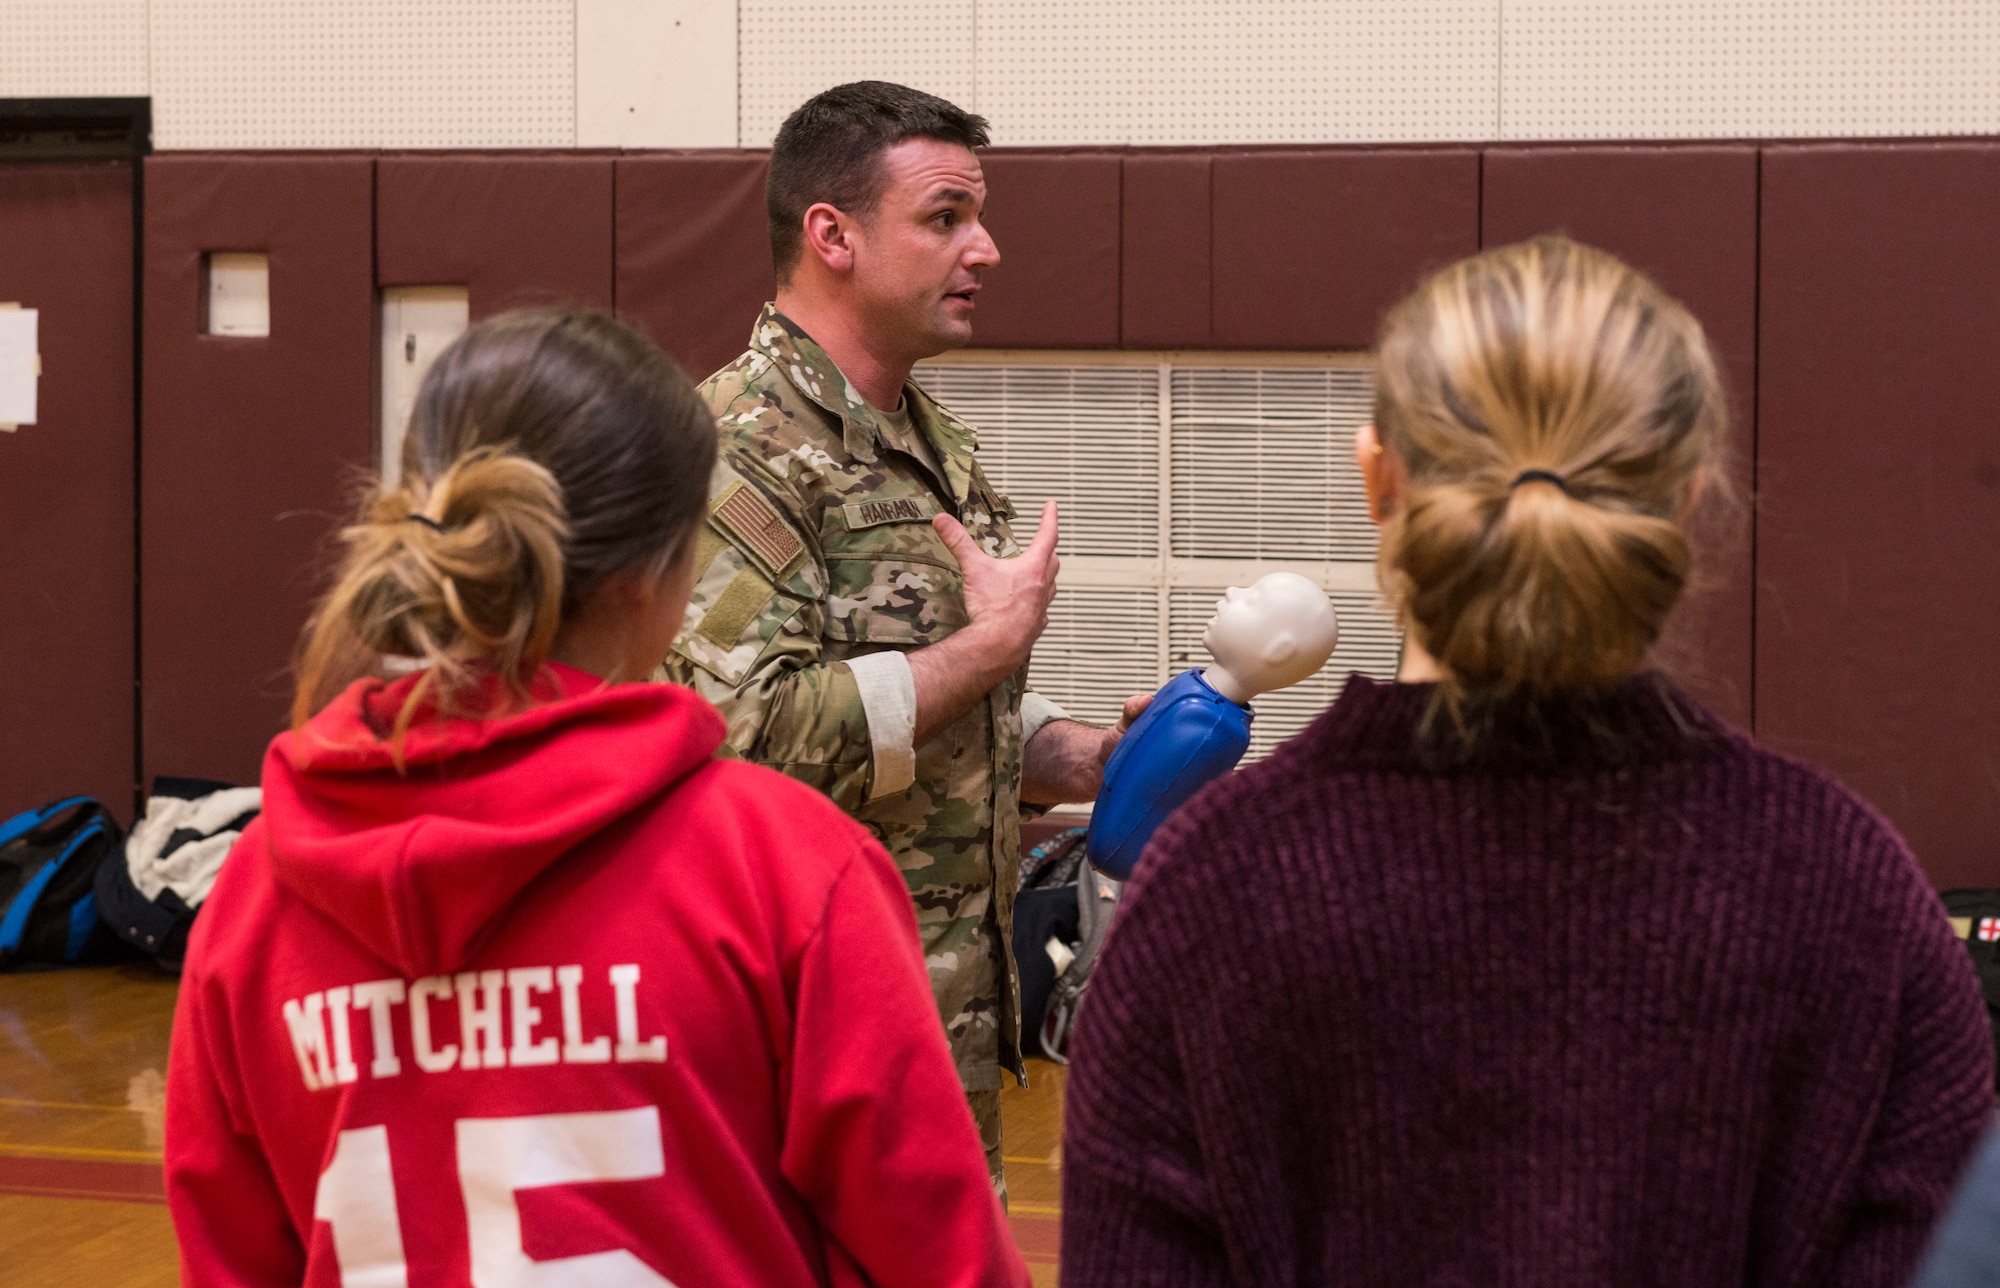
[970,151,1121,349]
[1212,149,1479,350]
[0,162,135,817]
[1758,142,2000,889]
[1120,151,1211,348]
[377,155,614,316]
[615,152,774,383]
[1481,146,1757,730]
[142,155,375,788]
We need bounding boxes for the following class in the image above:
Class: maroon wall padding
[1481,146,1758,730]
[970,151,1122,348]
[1211,149,1478,349]
[616,153,773,382]
[377,155,614,315]
[1759,142,2000,889]
[142,155,375,788]
[1121,151,1212,347]
[0,162,135,816]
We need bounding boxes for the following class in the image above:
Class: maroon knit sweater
[1062,675,1994,1288]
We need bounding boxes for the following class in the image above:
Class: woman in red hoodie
[165,308,1030,1288]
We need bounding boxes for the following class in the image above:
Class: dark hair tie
[1510,469,1570,494]
[404,513,448,533]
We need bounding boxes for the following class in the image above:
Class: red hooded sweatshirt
[166,664,1029,1288]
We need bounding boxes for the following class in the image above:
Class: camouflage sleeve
[655,465,884,813]
[658,546,882,813]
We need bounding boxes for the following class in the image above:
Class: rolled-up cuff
[1020,691,1071,747]
[848,650,918,799]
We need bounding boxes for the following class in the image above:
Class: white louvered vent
[917,354,1400,762]
[913,364,1160,559]
[1170,587,1403,760]
[1031,585,1162,730]
[1171,367,1377,562]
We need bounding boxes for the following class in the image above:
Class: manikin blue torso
[1086,668,1253,879]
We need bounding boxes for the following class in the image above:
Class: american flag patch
[711,482,804,579]
[1978,917,2000,942]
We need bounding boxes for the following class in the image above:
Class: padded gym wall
[141,155,374,789]
[0,161,135,817]
[1758,142,2000,890]
[1120,150,1211,347]
[616,152,774,383]
[1211,149,1479,349]
[1481,146,1758,731]
[376,154,614,314]
[971,150,1122,348]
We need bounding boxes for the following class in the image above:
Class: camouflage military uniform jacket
[658,305,1037,1092]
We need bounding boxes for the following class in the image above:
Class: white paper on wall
[0,308,39,428]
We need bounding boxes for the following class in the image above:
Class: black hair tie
[1510,469,1570,494]
[404,513,448,533]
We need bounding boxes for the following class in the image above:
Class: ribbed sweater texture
[1061,675,1994,1288]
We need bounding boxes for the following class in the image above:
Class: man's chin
[924,313,977,355]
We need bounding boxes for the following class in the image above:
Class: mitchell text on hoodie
[165,663,1029,1287]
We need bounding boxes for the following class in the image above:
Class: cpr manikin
[1087,572,1340,879]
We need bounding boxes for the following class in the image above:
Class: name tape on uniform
[841,496,938,530]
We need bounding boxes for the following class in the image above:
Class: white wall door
[379,286,469,485]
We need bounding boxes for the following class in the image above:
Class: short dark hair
[767,81,991,280]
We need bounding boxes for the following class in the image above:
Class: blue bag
[0,796,128,968]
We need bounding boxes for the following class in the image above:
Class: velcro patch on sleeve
[711,481,805,580]
[841,496,939,530]
[696,565,775,648]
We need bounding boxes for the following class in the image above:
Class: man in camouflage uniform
[656,82,1135,1191]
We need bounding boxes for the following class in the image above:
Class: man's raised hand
[933,499,1060,676]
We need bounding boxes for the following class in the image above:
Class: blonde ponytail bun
[291,307,718,750]
[1373,237,1724,728]
[293,448,567,740]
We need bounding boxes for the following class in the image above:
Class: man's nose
[965,219,1001,271]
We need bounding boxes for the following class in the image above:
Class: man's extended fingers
[1026,500,1060,558]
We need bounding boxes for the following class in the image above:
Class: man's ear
[801,202,855,274]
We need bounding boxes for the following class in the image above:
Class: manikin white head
[1199,572,1340,706]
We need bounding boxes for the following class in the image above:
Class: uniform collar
[751,303,981,506]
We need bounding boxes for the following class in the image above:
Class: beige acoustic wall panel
[151,0,574,149]
[1503,1,2000,140]
[738,0,975,147]
[977,0,1498,146]
[0,0,148,98]
[578,0,738,147]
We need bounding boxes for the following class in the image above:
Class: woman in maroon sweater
[1060,237,1994,1287]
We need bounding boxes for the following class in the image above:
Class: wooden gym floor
[0,965,1068,1286]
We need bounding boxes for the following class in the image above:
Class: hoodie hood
[261,664,725,979]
